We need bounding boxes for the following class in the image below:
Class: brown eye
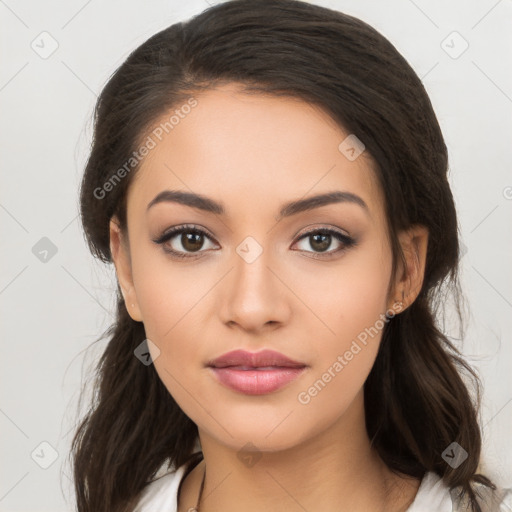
[293,228,356,257]
[308,233,332,252]
[153,225,218,258]
[180,232,205,252]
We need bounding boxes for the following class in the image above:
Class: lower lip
[209,366,306,395]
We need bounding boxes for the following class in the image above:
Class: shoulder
[407,471,512,512]
[406,471,453,511]
[132,464,187,512]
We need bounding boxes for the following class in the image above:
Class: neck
[179,392,420,512]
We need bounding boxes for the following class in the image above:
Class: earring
[398,290,405,310]
[391,290,405,310]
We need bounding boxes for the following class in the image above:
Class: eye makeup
[151,223,358,260]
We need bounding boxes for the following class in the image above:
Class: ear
[388,224,429,312]
[109,216,143,322]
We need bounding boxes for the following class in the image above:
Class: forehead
[127,83,385,223]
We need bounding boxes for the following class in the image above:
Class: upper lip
[208,349,306,369]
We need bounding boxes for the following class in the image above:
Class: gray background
[1,0,511,510]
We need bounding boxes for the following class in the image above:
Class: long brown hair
[70,0,495,510]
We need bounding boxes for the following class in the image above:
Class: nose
[219,244,292,333]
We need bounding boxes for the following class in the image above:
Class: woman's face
[111,83,409,452]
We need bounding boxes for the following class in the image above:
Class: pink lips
[207,349,307,395]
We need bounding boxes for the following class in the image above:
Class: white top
[132,465,481,512]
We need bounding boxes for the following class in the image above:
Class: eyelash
[152,224,357,260]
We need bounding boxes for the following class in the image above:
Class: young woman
[70,1,511,511]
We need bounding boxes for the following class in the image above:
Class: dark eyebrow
[147,190,224,214]
[146,189,369,219]
[277,191,368,220]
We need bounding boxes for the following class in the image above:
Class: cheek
[296,242,392,346]
[132,259,212,410]
[129,247,208,371]
[131,242,207,333]
[294,246,392,401]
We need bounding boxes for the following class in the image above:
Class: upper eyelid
[296,225,350,238]
[154,224,216,243]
